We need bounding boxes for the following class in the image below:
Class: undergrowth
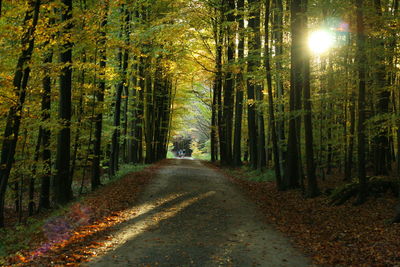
[225,166,276,182]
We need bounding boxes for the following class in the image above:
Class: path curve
[87,159,310,267]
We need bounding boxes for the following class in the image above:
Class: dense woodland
[0,0,399,229]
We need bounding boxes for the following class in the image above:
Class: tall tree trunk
[136,57,145,163]
[302,0,319,197]
[110,51,123,173]
[91,0,109,190]
[55,0,73,205]
[373,0,389,175]
[92,0,108,190]
[355,0,367,204]
[0,0,41,227]
[391,0,400,223]
[222,0,235,165]
[121,16,131,163]
[233,0,245,166]
[128,61,138,163]
[111,8,130,172]
[216,3,224,164]
[345,91,356,181]
[265,0,282,189]
[247,0,259,169]
[254,2,265,170]
[284,0,302,189]
[38,32,53,211]
[70,55,85,183]
[29,128,41,216]
[144,59,154,163]
[211,78,218,162]
[273,0,286,174]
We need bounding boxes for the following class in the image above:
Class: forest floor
[4,159,310,266]
[4,159,399,266]
[218,164,400,266]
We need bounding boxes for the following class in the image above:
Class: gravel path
[87,159,311,267]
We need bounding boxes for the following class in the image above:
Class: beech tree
[0,0,399,227]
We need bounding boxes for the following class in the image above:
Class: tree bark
[272,0,286,174]
[355,0,367,204]
[372,0,390,175]
[38,28,53,211]
[0,0,41,227]
[54,0,73,205]
[265,0,282,189]
[233,0,245,166]
[302,0,319,197]
[222,0,235,165]
[284,0,302,189]
[247,0,259,169]
[92,0,108,190]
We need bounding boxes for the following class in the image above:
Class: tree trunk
[372,0,389,176]
[355,0,367,204]
[273,0,286,174]
[216,4,224,164]
[39,39,53,211]
[29,126,42,216]
[302,0,319,197]
[254,2,265,170]
[54,0,73,205]
[211,78,218,162]
[265,0,282,189]
[222,0,235,165]
[92,0,108,190]
[233,0,245,167]
[247,0,259,170]
[284,0,302,189]
[0,0,41,227]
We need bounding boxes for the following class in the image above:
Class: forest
[0,0,399,265]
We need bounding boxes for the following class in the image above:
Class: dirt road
[87,159,310,267]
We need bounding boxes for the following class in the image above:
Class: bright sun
[308,30,335,54]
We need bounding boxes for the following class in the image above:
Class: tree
[54,0,73,205]
[0,0,41,227]
[301,0,319,197]
[233,0,245,167]
[92,0,109,190]
[221,0,235,166]
[284,0,303,189]
[247,0,260,170]
[355,0,367,204]
[264,0,282,189]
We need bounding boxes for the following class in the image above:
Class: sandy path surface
[86,159,311,267]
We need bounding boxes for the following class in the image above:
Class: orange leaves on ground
[6,163,162,266]
[224,169,400,266]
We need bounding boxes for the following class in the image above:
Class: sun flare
[308,30,335,54]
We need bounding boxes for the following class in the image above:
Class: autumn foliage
[4,163,161,266]
[225,168,400,266]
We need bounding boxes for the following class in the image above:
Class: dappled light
[92,191,216,262]
[0,0,399,266]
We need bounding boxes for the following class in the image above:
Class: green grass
[106,163,147,182]
[192,153,211,161]
[226,166,276,183]
[166,151,175,158]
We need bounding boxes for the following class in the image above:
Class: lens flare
[308,30,335,54]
